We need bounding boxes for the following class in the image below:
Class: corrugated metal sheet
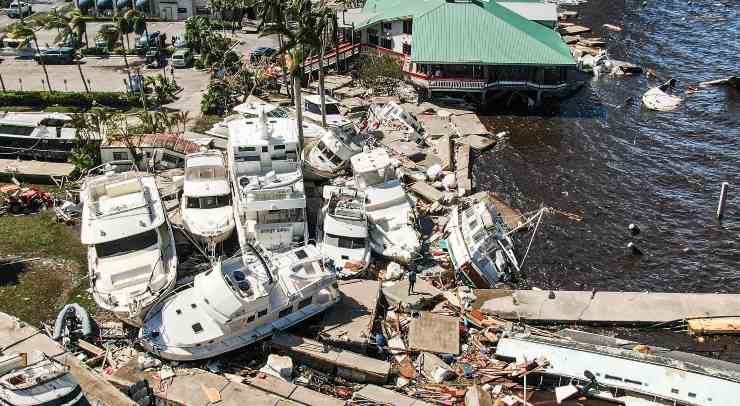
[411,2,575,66]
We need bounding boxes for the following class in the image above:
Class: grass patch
[190,113,223,133]
[0,212,95,326]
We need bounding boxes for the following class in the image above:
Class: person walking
[407,268,417,295]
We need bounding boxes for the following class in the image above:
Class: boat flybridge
[80,172,178,326]
[0,112,92,161]
[0,351,87,406]
[140,244,340,361]
[227,110,308,253]
[445,195,520,288]
[181,150,235,246]
[350,148,421,263]
[317,186,371,277]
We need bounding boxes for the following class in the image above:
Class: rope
[0,138,42,155]
[518,208,543,270]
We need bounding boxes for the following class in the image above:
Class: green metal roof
[411,1,575,66]
[357,0,443,30]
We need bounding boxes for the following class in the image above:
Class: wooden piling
[717,182,729,220]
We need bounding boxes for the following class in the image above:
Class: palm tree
[126,9,148,50]
[313,1,338,128]
[114,15,132,50]
[8,23,53,92]
[259,0,290,96]
[175,111,190,133]
[67,10,88,48]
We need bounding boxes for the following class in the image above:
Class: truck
[6,1,32,18]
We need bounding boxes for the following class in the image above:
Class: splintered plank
[455,143,472,193]
[456,134,495,151]
[411,181,443,203]
[560,25,591,35]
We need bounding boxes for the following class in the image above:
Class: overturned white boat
[80,172,178,326]
[317,186,371,277]
[227,110,309,253]
[445,195,520,288]
[643,79,682,111]
[0,351,86,406]
[140,244,340,361]
[305,123,364,179]
[181,150,235,245]
[350,148,421,263]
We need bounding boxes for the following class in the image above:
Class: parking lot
[1,19,280,115]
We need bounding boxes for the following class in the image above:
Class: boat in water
[305,122,364,179]
[642,79,682,111]
[0,351,87,406]
[80,172,178,326]
[444,195,520,288]
[227,110,309,253]
[317,186,371,277]
[181,150,235,246]
[0,112,96,162]
[140,244,340,361]
[350,148,421,263]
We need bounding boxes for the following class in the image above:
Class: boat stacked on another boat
[180,150,235,246]
[140,244,340,361]
[80,172,178,326]
[0,351,87,406]
[350,148,421,263]
[227,109,309,253]
[445,194,520,288]
[317,186,371,277]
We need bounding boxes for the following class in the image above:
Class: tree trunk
[293,74,303,151]
[33,36,53,92]
[77,63,90,93]
[277,34,289,97]
[84,30,89,49]
[122,51,133,89]
[319,46,327,128]
[125,33,130,51]
[334,16,340,73]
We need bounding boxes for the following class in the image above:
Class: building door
[161,6,174,20]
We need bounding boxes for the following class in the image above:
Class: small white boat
[140,244,340,361]
[181,150,235,245]
[445,195,520,288]
[0,351,86,406]
[317,186,371,277]
[350,148,421,263]
[80,172,178,326]
[305,122,364,179]
[642,79,682,111]
[227,109,309,253]
[302,94,344,127]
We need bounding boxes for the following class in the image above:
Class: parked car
[171,48,193,68]
[249,47,276,64]
[6,1,32,18]
[136,31,166,51]
[34,47,77,65]
[173,36,188,49]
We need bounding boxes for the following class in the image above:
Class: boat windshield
[186,195,231,209]
[185,165,226,181]
[95,229,158,258]
[325,104,340,115]
[326,233,365,249]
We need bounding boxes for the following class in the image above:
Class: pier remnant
[717,182,729,220]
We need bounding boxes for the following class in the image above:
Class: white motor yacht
[181,150,235,245]
[0,351,86,406]
[302,94,344,127]
[227,110,309,253]
[305,121,364,179]
[445,195,520,288]
[140,244,340,361]
[350,149,421,263]
[0,112,96,162]
[80,172,178,326]
[317,186,371,277]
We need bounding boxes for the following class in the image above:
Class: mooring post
[717,182,729,220]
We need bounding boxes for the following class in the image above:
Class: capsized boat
[305,122,364,179]
[181,150,235,245]
[642,79,682,111]
[350,148,420,263]
[0,351,87,406]
[317,186,371,277]
[445,195,520,288]
[227,110,308,253]
[140,244,340,361]
[80,172,178,326]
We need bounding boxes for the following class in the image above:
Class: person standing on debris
[407,268,417,295]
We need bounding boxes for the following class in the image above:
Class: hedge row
[0,91,142,109]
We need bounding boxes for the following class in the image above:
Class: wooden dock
[0,158,75,181]
[477,290,740,326]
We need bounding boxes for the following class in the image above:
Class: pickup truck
[6,1,32,18]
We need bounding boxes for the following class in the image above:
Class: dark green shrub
[0,91,143,109]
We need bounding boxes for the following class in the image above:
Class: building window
[403,20,412,34]
[368,29,378,46]
[177,7,187,13]
[380,37,392,50]
[112,151,128,161]
[195,6,210,15]
[402,43,411,56]
[382,22,392,31]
